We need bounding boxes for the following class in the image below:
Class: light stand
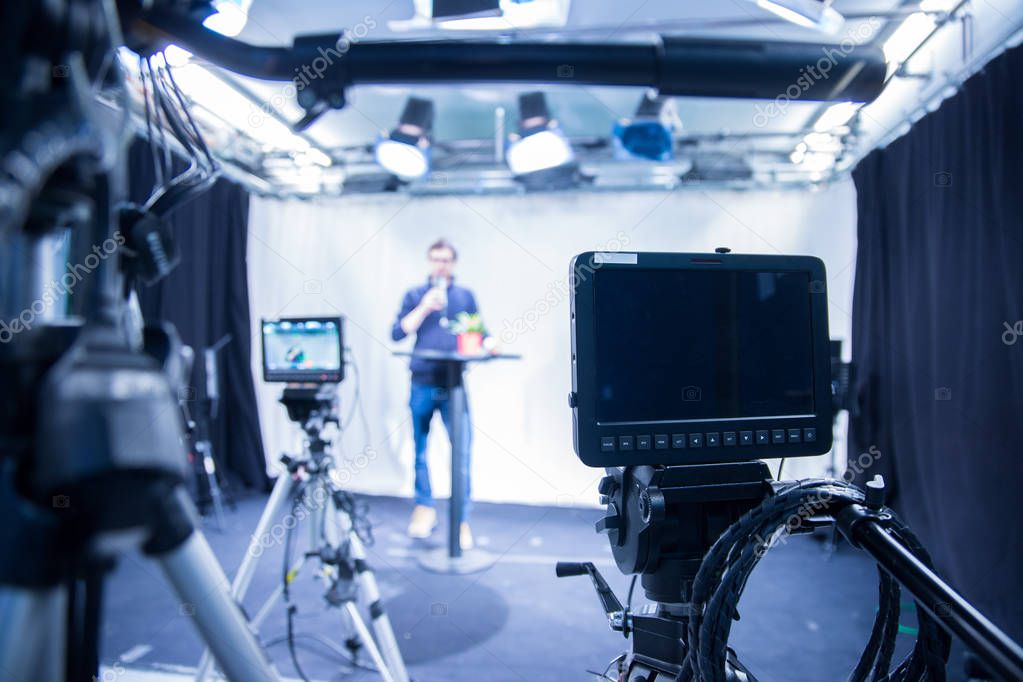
[186,335,237,529]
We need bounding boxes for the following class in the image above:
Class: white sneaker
[408,505,437,538]
[460,522,474,550]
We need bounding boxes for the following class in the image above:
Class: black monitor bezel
[569,251,833,467]
[261,316,345,384]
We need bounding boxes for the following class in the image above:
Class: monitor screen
[262,317,343,383]
[592,268,815,424]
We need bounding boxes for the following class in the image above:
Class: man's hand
[419,287,446,313]
[400,286,446,335]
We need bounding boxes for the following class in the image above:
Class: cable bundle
[677,479,951,682]
[137,53,220,216]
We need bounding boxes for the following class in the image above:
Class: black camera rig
[560,251,1023,681]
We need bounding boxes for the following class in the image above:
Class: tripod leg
[343,602,397,682]
[196,472,296,681]
[158,530,277,682]
[0,585,66,682]
[250,556,306,630]
[349,532,410,682]
[327,491,409,682]
[319,482,361,646]
[233,472,297,599]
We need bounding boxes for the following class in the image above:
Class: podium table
[392,349,521,574]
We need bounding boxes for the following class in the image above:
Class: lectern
[392,349,521,574]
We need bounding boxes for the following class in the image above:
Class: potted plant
[451,312,486,355]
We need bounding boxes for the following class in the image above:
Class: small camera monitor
[261,317,344,383]
[569,252,833,467]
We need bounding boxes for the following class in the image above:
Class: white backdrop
[247,182,858,508]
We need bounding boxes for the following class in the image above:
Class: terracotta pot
[457,332,483,355]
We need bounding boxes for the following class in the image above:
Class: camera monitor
[261,317,344,383]
[569,252,833,467]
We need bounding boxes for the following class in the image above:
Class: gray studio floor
[99,491,971,681]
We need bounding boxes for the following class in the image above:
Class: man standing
[391,239,484,548]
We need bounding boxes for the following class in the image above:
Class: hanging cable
[135,54,221,218]
[676,480,950,682]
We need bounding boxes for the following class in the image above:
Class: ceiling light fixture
[612,93,675,162]
[753,0,845,35]
[813,101,861,132]
[374,97,435,179]
[882,11,938,67]
[390,0,571,32]
[202,0,252,37]
[506,92,575,176]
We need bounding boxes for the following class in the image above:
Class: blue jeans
[410,382,472,521]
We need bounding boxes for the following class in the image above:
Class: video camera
[559,250,993,682]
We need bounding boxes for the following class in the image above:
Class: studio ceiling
[122,0,1023,196]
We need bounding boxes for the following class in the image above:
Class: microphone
[433,275,449,328]
[435,274,448,327]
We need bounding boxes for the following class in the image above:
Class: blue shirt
[391,277,479,385]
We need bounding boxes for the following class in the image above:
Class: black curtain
[850,45,1023,641]
[128,139,269,490]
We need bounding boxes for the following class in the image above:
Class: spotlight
[375,97,435,180]
[612,93,674,162]
[506,92,575,176]
[813,101,861,132]
[753,0,845,35]
[202,0,252,37]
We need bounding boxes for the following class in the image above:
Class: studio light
[813,101,861,132]
[612,93,674,162]
[882,12,937,66]
[389,0,571,32]
[753,0,845,35]
[202,0,252,37]
[375,97,435,180]
[506,92,575,176]
[802,131,841,152]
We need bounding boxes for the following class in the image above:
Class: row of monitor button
[601,428,816,452]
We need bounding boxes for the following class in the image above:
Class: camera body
[569,251,834,467]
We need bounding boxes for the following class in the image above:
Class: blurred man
[391,239,487,548]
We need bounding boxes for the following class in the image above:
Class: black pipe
[129,8,886,103]
[854,519,1023,682]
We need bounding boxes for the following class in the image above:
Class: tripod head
[599,462,774,605]
[561,463,775,681]
[279,384,340,466]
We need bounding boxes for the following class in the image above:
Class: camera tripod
[0,321,280,682]
[561,462,1023,681]
[196,385,409,682]
[0,2,279,676]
